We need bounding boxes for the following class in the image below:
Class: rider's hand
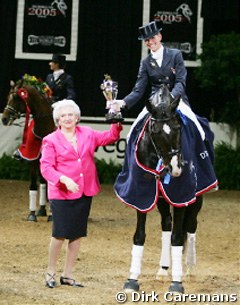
[106,100,126,112]
[60,175,79,193]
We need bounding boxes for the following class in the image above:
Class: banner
[0,116,236,160]
[150,0,203,66]
[15,0,79,60]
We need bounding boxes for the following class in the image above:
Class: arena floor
[0,180,239,305]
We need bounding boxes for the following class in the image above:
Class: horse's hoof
[123,279,139,292]
[47,215,53,222]
[185,266,196,277]
[12,150,23,161]
[169,281,184,294]
[37,206,47,217]
[156,267,169,280]
[27,213,37,222]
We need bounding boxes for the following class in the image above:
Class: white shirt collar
[151,46,164,67]
[53,69,65,81]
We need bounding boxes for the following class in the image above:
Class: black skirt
[50,196,92,240]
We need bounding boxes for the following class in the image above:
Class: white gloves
[60,175,79,193]
[106,100,126,112]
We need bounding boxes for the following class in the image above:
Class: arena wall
[0,115,236,163]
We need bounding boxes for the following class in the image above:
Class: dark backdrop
[0,0,239,119]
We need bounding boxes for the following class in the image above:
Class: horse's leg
[184,196,203,271]
[123,211,146,292]
[37,167,53,221]
[36,158,48,217]
[169,206,186,293]
[36,172,47,217]
[27,160,38,222]
[156,197,172,279]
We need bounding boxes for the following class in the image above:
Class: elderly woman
[40,99,122,288]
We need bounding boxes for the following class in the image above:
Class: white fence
[0,115,237,163]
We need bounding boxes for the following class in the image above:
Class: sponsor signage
[150,0,203,66]
[15,0,79,60]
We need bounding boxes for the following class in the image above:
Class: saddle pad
[18,120,42,161]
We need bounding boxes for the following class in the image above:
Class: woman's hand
[60,176,79,193]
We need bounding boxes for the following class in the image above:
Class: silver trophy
[100,74,124,123]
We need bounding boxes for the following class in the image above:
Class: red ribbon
[17,88,31,147]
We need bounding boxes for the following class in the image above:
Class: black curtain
[0,0,239,119]
[0,1,18,108]
[76,0,143,117]
[201,0,240,41]
[0,0,143,118]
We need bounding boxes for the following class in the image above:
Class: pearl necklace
[68,136,77,147]
[62,132,76,145]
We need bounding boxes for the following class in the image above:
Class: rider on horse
[13,54,76,161]
[45,54,76,103]
[106,21,190,128]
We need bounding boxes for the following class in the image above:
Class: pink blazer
[40,124,121,200]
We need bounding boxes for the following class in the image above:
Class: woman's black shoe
[60,276,84,287]
[46,273,57,288]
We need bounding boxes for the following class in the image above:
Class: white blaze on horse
[2,76,55,222]
[114,84,218,293]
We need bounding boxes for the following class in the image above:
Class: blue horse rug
[114,105,218,212]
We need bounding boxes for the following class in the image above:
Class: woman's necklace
[62,131,77,146]
[68,134,77,150]
[68,134,76,144]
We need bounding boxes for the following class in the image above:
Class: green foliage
[195,32,240,91]
[0,155,122,184]
[0,154,29,180]
[214,143,240,190]
[0,152,239,191]
[194,32,240,128]
[94,158,122,184]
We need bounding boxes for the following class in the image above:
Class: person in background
[108,21,190,131]
[40,99,122,288]
[46,54,76,102]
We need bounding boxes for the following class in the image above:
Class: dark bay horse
[114,84,218,293]
[1,78,55,221]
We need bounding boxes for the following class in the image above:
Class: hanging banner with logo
[150,0,203,66]
[15,0,79,61]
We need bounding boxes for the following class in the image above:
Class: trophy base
[105,112,124,123]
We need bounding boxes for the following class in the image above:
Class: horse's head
[1,80,27,126]
[146,84,183,177]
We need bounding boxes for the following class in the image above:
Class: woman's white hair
[52,99,81,126]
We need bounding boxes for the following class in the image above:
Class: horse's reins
[12,88,31,147]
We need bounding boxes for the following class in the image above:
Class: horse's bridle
[4,103,21,122]
[149,115,182,162]
[4,88,30,122]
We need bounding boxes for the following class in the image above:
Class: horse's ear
[171,96,180,111]
[10,80,15,88]
[17,79,24,88]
